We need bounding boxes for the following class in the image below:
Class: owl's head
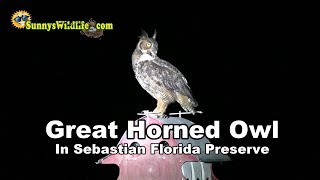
[137,30,158,58]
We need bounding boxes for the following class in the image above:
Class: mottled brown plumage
[132,30,198,116]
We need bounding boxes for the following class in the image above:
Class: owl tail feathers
[176,93,198,115]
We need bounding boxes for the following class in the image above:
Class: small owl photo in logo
[11,10,31,29]
[80,18,104,39]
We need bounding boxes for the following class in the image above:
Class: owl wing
[144,58,195,101]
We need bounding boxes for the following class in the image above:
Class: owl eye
[146,42,152,47]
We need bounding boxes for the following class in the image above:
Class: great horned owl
[132,30,198,116]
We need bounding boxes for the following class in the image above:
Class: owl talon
[141,109,167,118]
[152,113,167,119]
[160,114,168,118]
[138,110,165,118]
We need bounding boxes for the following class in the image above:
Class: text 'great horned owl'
[132,30,198,116]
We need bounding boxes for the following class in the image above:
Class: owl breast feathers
[132,30,198,115]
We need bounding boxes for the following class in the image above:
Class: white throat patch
[140,53,155,61]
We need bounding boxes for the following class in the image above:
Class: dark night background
[2,2,287,180]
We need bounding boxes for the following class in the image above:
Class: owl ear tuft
[140,29,149,39]
[152,29,157,39]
